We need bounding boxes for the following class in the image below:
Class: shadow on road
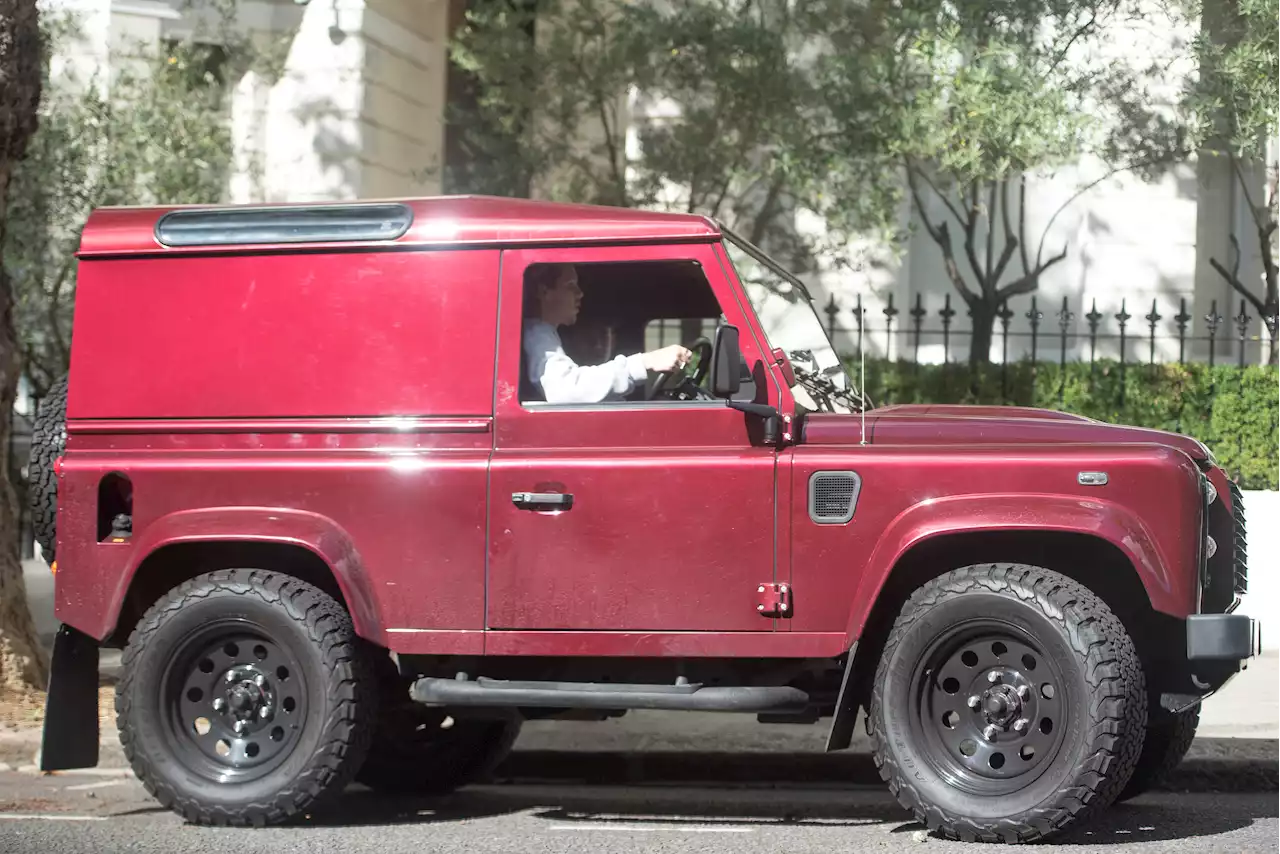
[1045,798,1280,846]
[283,783,1277,846]
[493,740,1278,793]
[298,786,921,830]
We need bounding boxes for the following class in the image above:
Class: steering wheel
[646,337,714,401]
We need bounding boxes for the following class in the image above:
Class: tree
[816,0,1185,364]
[0,0,47,697]
[6,18,238,395]
[1188,0,1278,364]
[447,0,899,269]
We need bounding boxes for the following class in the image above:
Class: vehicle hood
[801,404,1211,461]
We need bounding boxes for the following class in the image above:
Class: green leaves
[4,13,238,392]
[853,357,1279,488]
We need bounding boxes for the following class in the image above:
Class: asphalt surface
[0,772,1275,854]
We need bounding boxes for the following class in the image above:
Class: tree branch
[998,247,1068,300]
[1209,248,1267,318]
[1034,155,1177,269]
[905,164,946,244]
[936,221,981,307]
[1229,152,1261,223]
[1046,11,1099,74]
[961,180,986,295]
[910,158,968,228]
[990,176,1019,283]
[984,179,997,283]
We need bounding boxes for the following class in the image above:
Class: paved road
[0,770,1274,854]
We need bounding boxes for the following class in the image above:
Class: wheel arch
[104,508,384,647]
[829,529,1177,751]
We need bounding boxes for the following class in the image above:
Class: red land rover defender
[30,197,1258,842]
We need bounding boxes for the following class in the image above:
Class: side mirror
[710,324,742,398]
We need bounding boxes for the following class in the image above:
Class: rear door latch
[756,583,791,618]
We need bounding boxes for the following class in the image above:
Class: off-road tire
[1116,705,1199,801]
[117,569,376,827]
[869,564,1147,843]
[356,710,522,794]
[28,374,67,562]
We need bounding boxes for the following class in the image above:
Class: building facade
[43,0,1278,364]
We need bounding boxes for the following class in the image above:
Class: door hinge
[755,583,792,618]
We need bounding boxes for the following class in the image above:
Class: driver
[523,263,692,404]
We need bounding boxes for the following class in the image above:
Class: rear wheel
[869,564,1147,843]
[356,705,521,794]
[1116,706,1199,801]
[117,569,376,826]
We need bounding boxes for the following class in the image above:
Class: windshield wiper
[792,364,874,414]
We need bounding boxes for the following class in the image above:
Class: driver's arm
[525,321,648,404]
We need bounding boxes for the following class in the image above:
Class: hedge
[846,359,1279,490]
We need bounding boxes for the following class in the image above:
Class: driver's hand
[642,344,693,373]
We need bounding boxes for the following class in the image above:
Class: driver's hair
[523,263,574,318]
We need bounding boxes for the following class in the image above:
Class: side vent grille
[809,471,861,525]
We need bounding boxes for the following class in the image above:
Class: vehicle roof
[77,195,722,257]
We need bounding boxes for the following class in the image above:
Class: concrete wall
[48,0,449,204]
[210,0,449,203]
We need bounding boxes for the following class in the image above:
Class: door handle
[511,491,574,510]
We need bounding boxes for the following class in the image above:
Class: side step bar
[410,676,809,713]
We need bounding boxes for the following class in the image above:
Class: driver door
[485,243,784,640]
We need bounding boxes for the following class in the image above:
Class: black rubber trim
[411,677,809,712]
[1186,613,1257,660]
[39,624,101,771]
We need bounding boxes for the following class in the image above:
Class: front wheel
[1116,706,1199,801]
[869,564,1147,843]
[116,569,376,826]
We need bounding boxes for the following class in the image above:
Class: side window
[519,259,750,406]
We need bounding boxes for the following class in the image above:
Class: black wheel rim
[159,620,309,783]
[909,620,1068,796]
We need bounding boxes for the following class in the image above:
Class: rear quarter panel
[56,248,501,648]
[787,443,1203,645]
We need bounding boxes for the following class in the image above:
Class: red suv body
[32,196,1257,842]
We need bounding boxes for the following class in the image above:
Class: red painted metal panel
[53,435,491,643]
[787,443,1204,641]
[67,249,500,419]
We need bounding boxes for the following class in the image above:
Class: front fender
[843,491,1193,647]
[101,506,382,640]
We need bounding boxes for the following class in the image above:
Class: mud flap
[824,642,858,752]
[39,624,100,772]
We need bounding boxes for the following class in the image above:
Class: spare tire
[28,374,68,563]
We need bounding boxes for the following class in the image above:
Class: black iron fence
[823,292,1279,372]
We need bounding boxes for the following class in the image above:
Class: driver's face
[542,267,583,326]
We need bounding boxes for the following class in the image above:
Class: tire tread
[868,563,1147,843]
[116,569,375,827]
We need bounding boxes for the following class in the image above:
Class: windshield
[719,229,868,415]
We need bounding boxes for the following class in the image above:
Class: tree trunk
[0,204,47,698]
[968,300,996,368]
[0,0,48,698]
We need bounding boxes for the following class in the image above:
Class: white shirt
[523,318,647,403]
